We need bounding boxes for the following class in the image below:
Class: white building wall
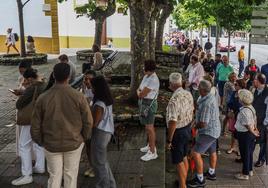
[58,0,96,37]
[0,0,51,37]
[107,12,130,38]
[58,1,131,38]
[0,0,171,46]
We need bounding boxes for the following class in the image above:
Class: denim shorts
[193,134,217,154]
[138,99,157,125]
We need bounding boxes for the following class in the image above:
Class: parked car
[218,44,236,52]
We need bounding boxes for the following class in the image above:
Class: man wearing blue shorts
[188,80,221,188]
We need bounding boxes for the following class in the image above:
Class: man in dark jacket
[252,73,268,167]
[204,39,213,53]
[261,62,268,84]
[183,47,192,72]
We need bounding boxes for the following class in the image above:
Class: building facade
[0,0,170,54]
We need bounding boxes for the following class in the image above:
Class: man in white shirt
[187,54,205,102]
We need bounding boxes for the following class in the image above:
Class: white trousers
[18,125,45,176]
[45,143,84,188]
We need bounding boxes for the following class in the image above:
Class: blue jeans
[238,60,245,77]
[91,128,117,188]
[237,131,255,175]
[218,81,226,97]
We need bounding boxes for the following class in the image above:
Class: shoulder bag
[139,92,158,118]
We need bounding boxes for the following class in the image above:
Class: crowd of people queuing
[144,34,268,187]
[8,35,268,188]
[167,38,268,187]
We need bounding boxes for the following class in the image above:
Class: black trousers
[257,127,267,162]
[237,131,255,175]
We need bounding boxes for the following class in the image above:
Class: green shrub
[162,45,171,52]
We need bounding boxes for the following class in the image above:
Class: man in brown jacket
[31,63,93,188]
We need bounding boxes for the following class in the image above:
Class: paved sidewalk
[0,125,165,188]
[166,135,268,188]
[1,54,268,188]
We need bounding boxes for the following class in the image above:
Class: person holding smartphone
[12,68,46,186]
[10,62,32,96]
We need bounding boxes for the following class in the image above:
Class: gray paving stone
[2,54,268,187]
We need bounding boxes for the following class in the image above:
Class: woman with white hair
[234,89,259,180]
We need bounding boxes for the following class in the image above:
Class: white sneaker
[11,175,33,186]
[234,173,249,180]
[141,150,158,161]
[33,167,45,174]
[249,171,253,177]
[140,144,150,153]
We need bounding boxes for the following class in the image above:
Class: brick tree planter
[0,53,48,66]
[76,49,114,61]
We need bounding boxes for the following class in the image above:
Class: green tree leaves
[173,0,267,32]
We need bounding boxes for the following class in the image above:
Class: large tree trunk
[17,0,26,57]
[199,27,203,48]
[91,0,116,49]
[208,26,211,40]
[149,6,160,60]
[94,17,105,47]
[215,23,219,56]
[128,1,153,102]
[227,30,231,61]
[155,3,173,51]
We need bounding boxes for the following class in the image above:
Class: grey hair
[199,80,211,93]
[169,73,182,85]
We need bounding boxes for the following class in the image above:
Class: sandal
[226,148,234,154]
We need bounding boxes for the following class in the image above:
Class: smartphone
[8,89,15,93]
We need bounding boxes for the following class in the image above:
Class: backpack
[13,33,19,41]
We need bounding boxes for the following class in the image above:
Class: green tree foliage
[210,0,252,33]
[173,0,266,31]
[173,0,215,30]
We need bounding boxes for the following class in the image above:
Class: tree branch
[22,0,31,7]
